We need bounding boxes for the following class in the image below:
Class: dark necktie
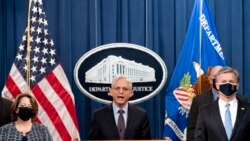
[118,109,125,140]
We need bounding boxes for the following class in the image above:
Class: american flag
[2,0,80,140]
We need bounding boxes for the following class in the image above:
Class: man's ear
[236,83,240,90]
[108,88,112,96]
[130,91,134,97]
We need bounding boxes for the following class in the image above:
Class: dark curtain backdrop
[1,0,249,140]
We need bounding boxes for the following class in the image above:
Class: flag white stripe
[53,65,75,101]
[3,65,29,96]
[36,102,62,141]
[52,65,80,138]
[38,77,79,138]
[2,86,14,100]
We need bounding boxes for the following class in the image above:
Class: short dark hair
[11,93,38,121]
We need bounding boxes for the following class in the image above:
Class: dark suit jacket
[0,97,13,127]
[88,103,151,140]
[187,91,247,141]
[194,98,250,141]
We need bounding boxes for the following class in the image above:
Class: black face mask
[18,107,34,121]
[219,83,237,97]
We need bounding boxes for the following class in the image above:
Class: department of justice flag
[163,0,226,140]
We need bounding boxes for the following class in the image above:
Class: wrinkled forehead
[113,79,130,87]
[217,72,238,82]
[112,77,132,88]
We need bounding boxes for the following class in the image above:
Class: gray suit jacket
[88,103,151,140]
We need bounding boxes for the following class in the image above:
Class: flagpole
[145,0,148,48]
[198,0,203,94]
[95,0,98,47]
[26,0,33,94]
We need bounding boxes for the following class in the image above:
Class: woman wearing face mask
[0,93,52,141]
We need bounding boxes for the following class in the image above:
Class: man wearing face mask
[0,93,52,140]
[194,67,250,141]
[187,66,248,141]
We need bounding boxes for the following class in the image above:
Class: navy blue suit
[88,103,151,140]
[194,98,250,141]
[187,91,247,141]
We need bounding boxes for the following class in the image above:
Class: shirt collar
[219,97,237,107]
[112,102,128,114]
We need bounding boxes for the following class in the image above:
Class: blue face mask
[219,83,237,97]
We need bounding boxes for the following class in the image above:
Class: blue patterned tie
[225,103,232,140]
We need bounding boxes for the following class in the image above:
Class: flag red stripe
[32,84,71,141]
[176,88,187,92]
[46,71,79,129]
[5,75,21,98]
[177,98,188,101]
[34,117,41,123]
[175,93,188,97]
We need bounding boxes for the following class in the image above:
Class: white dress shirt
[219,98,238,128]
[113,102,128,128]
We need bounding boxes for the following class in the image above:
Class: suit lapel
[205,91,214,103]
[124,104,134,139]
[106,104,120,139]
[231,100,247,139]
[213,101,228,139]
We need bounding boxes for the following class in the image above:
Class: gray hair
[214,66,240,83]
[111,75,133,89]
